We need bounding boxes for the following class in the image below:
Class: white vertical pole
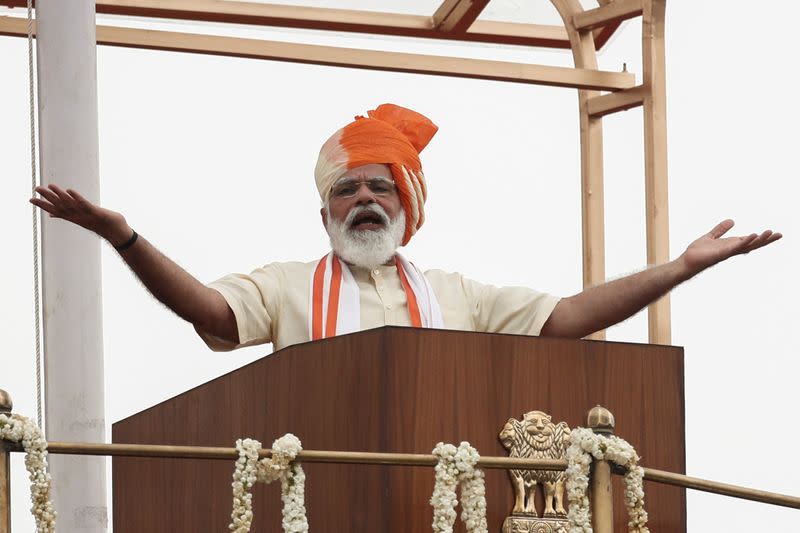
[36,1,108,531]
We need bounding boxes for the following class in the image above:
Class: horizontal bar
[587,85,646,117]
[0,16,636,91]
[2,1,629,49]
[7,440,798,509]
[641,467,800,510]
[2,0,577,49]
[9,441,568,470]
[466,20,568,47]
[573,0,643,31]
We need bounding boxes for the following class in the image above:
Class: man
[30,104,781,351]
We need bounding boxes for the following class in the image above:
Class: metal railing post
[0,442,9,533]
[588,405,615,533]
[0,388,13,533]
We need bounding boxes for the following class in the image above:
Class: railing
[2,408,799,532]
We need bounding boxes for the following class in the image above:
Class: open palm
[681,219,782,274]
[30,184,130,245]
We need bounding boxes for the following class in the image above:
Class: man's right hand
[30,184,133,246]
[29,184,239,344]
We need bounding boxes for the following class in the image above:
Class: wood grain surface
[113,327,685,532]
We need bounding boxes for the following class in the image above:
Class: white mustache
[345,204,390,228]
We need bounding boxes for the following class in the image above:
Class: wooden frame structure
[0,0,671,344]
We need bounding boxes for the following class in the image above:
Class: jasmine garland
[430,442,488,533]
[562,428,648,533]
[229,434,308,532]
[0,413,56,532]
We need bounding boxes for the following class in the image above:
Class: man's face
[321,163,406,269]
[322,163,402,229]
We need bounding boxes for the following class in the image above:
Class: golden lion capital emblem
[499,410,571,531]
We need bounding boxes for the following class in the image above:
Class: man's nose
[354,182,377,203]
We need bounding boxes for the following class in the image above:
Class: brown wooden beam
[1,0,624,49]
[587,85,646,117]
[641,0,671,344]
[594,21,624,50]
[432,0,490,33]
[467,20,569,48]
[574,0,643,31]
[0,16,635,91]
[468,20,570,48]
[550,0,608,341]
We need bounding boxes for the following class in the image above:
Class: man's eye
[371,183,392,193]
[335,185,357,197]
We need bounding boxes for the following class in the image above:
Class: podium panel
[113,327,685,532]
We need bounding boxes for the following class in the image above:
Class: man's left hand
[679,219,782,276]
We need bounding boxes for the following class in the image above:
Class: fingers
[33,185,60,204]
[31,184,96,222]
[32,184,72,207]
[708,219,735,239]
[31,186,64,216]
[29,197,60,217]
[742,230,782,254]
[49,184,79,207]
[728,233,758,255]
[32,184,95,208]
[725,230,782,257]
[751,230,774,247]
[705,219,783,257]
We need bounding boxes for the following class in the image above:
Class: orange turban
[315,103,438,245]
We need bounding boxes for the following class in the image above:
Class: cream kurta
[199,260,561,352]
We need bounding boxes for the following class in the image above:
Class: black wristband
[115,230,138,252]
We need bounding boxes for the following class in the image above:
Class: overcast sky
[2,2,798,531]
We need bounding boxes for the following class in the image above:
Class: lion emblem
[499,410,571,518]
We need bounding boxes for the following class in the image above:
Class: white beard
[326,204,406,270]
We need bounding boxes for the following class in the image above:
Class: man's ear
[320,207,328,229]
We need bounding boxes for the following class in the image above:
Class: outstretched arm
[30,184,239,343]
[540,220,782,339]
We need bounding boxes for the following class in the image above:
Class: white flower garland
[0,413,56,532]
[229,434,308,533]
[230,438,260,532]
[430,442,488,533]
[563,428,648,533]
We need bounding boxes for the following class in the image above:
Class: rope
[27,0,44,433]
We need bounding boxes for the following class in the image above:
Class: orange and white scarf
[308,252,443,341]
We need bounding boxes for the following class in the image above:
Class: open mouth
[350,211,386,230]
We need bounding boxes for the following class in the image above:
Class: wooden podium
[112,327,685,532]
